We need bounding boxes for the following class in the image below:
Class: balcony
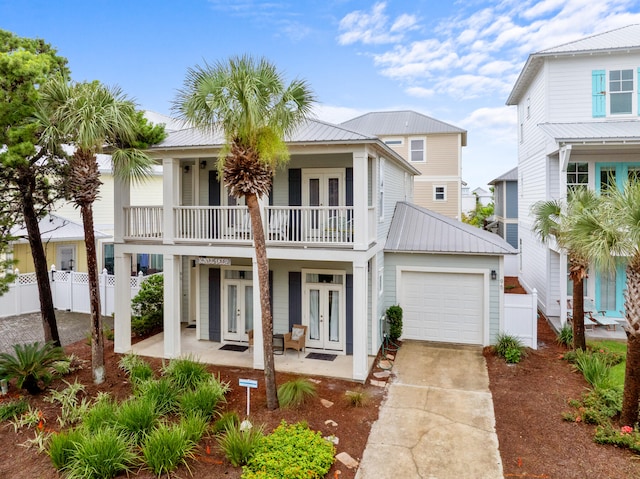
[123,206,356,246]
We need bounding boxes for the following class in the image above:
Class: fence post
[50,265,56,309]
[68,271,73,312]
[101,269,108,316]
[531,288,538,350]
[13,268,19,316]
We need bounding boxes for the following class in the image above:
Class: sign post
[239,378,258,417]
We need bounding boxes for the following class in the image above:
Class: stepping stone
[373,370,391,379]
[370,379,386,388]
[378,360,393,370]
[324,435,339,445]
[336,452,359,469]
[308,378,322,384]
[325,419,338,427]
[321,398,334,408]
[384,353,395,361]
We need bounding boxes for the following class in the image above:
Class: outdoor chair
[284,324,307,357]
[563,298,595,331]
[584,298,619,331]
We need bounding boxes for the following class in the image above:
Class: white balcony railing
[124,206,355,246]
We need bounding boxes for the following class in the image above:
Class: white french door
[304,272,345,351]
[222,274,253,342]
[302,169,345,237]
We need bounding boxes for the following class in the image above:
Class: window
[566,162,588,191]
[434,185,446,201]
[610,69,634,114]
[409,138,425,162]
[103,244,114,274]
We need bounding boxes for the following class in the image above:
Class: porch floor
[131,325,372,381]
[546,316,627,341]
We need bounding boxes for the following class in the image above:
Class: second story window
[610,69,634,115]
[410,138,425,162]
[434,185,446,201]
[567,162,588,191]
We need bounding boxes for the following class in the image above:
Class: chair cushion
[291,327,305,341]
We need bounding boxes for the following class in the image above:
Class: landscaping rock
[325,419,338,427]
[336,452,359,469]
[373,370,391,379]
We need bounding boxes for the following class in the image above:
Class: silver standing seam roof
[10,214,110,243]
[489,166,518,185]
[385,202,517,255]
[538,121,640,143]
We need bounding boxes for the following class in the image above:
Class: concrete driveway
[356,340,503,479]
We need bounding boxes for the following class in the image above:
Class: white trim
[409,136,426,163]
[433,185,447,201]
[378,266,384,297]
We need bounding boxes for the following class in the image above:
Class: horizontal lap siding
[413,179,460,218]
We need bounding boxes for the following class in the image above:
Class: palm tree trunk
[571,273,586,351]
[246,192,278,410]
[80,202,105,384]
[19,174,60,347]
[621,262,640,426]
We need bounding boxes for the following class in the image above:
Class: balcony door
[302,169,344,238]
[303,272,345,352]
[222,269,253,342]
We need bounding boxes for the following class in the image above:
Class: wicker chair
[284,324,307,357]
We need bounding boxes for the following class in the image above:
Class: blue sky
[2,0,640,187]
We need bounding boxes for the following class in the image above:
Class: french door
[304,273,344,351]
[222,273,253,342]
[302,169,344,238]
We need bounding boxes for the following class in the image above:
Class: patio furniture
[563,299,596,331]
[584,298,618,331]
[273,333,284,355]
[284,324,307,357]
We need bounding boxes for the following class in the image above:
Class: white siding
[378,155,407,241]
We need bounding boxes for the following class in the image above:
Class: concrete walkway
[356,341,503,479]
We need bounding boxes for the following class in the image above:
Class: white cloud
[337,2,417,45]
[314,104,365,124]
[405,86,435,98]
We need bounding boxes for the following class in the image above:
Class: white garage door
[400,271,484,344]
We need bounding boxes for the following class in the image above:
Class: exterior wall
[12,240,87,273]
[505,223,518,249]
[505,182,518,218]
[413,178,460,218]
[379,155,412,240]
[383,252,503,344]
[493,182,504,217]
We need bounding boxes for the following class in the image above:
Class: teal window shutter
[592,70,606,117]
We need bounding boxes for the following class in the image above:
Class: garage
[399,270,484,345]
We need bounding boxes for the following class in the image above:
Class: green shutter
[592,70,606,118]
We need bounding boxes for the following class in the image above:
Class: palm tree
[174,55,315,410]
[567,181,640,426]
[532,189,600,351]
[37,78,155,384]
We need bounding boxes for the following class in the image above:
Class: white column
[353,149,368,250]
[114,252,132,353]
[559,252,568,326]
[163,254,182,358]
[252,256,265,370]
[352,259,368,381]
[113,176,130,244]
[163,158,178,245]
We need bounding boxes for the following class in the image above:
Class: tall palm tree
[532,189,600,351]
[174,55,315,410]
[567,181,640,426]
[37,78,154,384]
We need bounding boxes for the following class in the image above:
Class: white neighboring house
[506,24,640,323]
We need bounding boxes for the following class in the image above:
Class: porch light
[200,160,207,169]
[491,270,497,280]
[51,264,56,282]
[184,165,190,173]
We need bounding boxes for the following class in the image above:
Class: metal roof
[507,25,640,105]
[538,121,640,143]
[489,166,518,184]
[340,110,467,146]
[385,202,517,255]
[10,214,110,243]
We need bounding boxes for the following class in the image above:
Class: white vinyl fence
[503,288,538,349]
[0,269,152,318]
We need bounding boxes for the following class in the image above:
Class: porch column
[252,256,265,370]
[352,259,368,381]
[559,252,568,326]
[352,149,368,250]
[113,251,132,353]
[163,158,179,245]
[163,254,181,358]
[113,176,130,244]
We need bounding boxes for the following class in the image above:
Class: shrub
[595,423,640,453]
[178,377,229,420]
[131,311,163,338]
[131,274,164,317]
[212,411,240,435]
[63,428,136,479]
[163,355,210,391]
[494,332,526,364]
[181,412,210,443]
[141,421,196,476]
[134,377,179,415]
[0,341,67,394]
[345,389,369,407]
[217,422,264,467]
[45,379,91,427]
[129,362,154,384]
[244,421,335,479]
[0,398,29,421]
[278,378,317,408]
[386,305,403,342]
[115,397,158,444]
[572,349,612,389]
[82,394,118,433]
[556,323,573,347]
[564,387,622,425]
[48,428,84,470]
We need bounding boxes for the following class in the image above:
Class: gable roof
[507,24,640,105]
[385,202,516,255]
[538,121,640,143]
[10,214,109,243]
[489,166,518,184]
[340,110,467,146]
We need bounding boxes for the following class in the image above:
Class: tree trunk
[571,271,586,351]
[19,174,60,347]
[246,193,278,410]
[80,203,105,384]
[621,262,640,426]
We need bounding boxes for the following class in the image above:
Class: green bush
[178,377,229,420]
[212,411,240,435]
[115,397,159,444]
[0,398,29,421]
[243,421,335,479]
[131,310,163,337]
[494,332,526,364]
[131,274,164,317]
[82,394,119,433]
[556,323,573,347]
[0,341,67,394]
[565,386,622,425]
[595,423,640,453]
[48,428,84,470]
[63,428,136,479]
[277,378,317,409]
[572,349,612,389]
[134,377,179,415]
[45,379,91,427]
[141,421,196,476]
[181,412,210,443]
[345,389,369,407]
[218,422,264,467]
[163,355,210,391]
[386,305,403,342]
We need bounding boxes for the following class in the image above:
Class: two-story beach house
[341,111,467,220]
[507,24,640,323]
[112,117,514,381]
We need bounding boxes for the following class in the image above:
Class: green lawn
[588,339,627,386]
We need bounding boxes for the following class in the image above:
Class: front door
[304,272,344,351]
[57,245,76,271]
[222,270,253,342]
[302,169,344,239]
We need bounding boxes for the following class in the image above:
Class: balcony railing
[124,206,356,246]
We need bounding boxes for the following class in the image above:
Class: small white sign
[239,378,258,388]
[197,257,231,266]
